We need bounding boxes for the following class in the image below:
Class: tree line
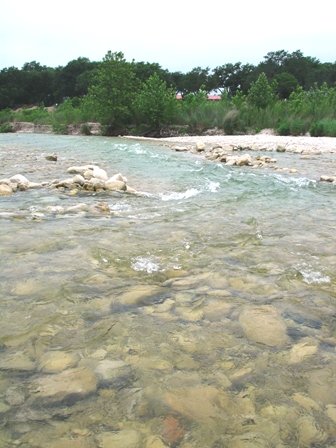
[0,49,336,136]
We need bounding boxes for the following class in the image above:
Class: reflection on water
[0,134,336,447]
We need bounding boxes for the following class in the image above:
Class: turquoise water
[0,134,335,447]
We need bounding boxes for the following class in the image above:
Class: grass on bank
[1,83,336,137]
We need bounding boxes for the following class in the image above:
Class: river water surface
[0,134,336,447]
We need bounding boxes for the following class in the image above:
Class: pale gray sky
[1,0,335,72]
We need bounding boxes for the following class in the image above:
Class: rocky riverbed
[0,133,336,447]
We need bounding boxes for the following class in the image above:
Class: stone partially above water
[0,164,136,197]
[0,183,13,195]
[30,367,97,405]
[239,305,288,347]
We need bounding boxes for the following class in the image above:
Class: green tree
[84,51,137,132]
[274,72,298,99]
[247,72,276,109]
[134,73,177,130]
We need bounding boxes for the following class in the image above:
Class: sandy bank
[125,134,336,155]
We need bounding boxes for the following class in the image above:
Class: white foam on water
[131,256,162,273]
[273,174,316,188]
[301,269,331,285]
[206,181,220,192]
[160,188,200,201]
[297,263,331,284]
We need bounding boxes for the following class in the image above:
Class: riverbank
[125,133,336,155]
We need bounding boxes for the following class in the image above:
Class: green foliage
[277,122,291,135]
[231,91,247,109]
[53,99,83,124]
[84,51,137,132]
[1,49,336,137]
[0,123,14,133]
[247,73,276,109]
[289,119,308,136]
[274,72,299,99]
[310,119,336,137]
[14,107,51,124]
[52,122,68,134]
[134,73,177,130]
[0,109,13,124]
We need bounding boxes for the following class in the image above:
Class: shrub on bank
[0,123,14,133]
[15,107,51,124]
[310,119,336,137]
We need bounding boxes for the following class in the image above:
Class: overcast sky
[1,0,335,72]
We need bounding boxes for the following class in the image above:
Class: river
[0,133,335,447]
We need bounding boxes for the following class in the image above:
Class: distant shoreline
[124,134,336,155]
[6,121,336,155]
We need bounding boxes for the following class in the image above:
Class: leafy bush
[310,119,336,137]
[0,123,14,133]
[290,119,308,136]
[0,109,13,124]
[247,73,276,109]
[277,122,291,135]
[134,73,177,130]
[52,122,68,134]
[15,107,51,124]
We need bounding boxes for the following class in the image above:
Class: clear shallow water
[0,134,336,447]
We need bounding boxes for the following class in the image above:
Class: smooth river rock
[239,305,288,347]
[38,350,79,373]
[94,359,133,388]
[30,367,97,405]
[117,285,165,306]
[96,429,141,448]
[0,183,13,195]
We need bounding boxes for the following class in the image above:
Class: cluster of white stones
[52,165,137,194]
[0,165,137,196]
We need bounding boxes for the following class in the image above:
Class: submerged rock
[30,367,97,405]
[308,368,336,405]
[161,415,185,446]
[288,339,318,364]
[164,385,229,423]
[0,352,35,372]
[38,350,79,373]
[296,415,327,447]
[96,429,141,448]
[117,285,165,306]
[239,305,288,347]
[94,359,133,388]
